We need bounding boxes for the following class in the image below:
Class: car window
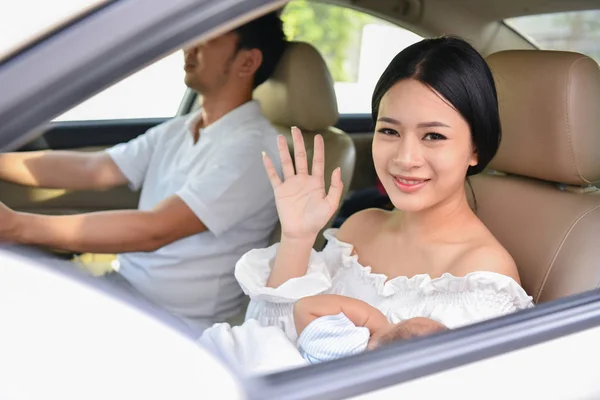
[0,0,109,60]
[281,0,423,114]
[505,10,600,63]
[54,52,187,121]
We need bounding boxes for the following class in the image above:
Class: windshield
[0,0,109,60]
[505,10,600,63]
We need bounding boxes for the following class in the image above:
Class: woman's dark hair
[233,12,287,89]
[371,36,501,177]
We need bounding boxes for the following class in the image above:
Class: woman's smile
[391,175,430,193]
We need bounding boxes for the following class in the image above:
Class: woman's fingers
[311,134,325,180]
[272,130,336,203]
[326,167,344,211]
[291,127,309,175]
[262,151,282,189]
[277,134,295,180]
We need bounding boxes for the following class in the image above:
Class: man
[0,12,287,334]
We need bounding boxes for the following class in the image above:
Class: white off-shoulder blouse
[234,229,534,342]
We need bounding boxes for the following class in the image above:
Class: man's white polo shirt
[106,100,281,331]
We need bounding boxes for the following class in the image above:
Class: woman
[235,36,533,342]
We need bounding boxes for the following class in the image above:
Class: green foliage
[281,0,379,82]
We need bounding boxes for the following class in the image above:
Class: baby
[294,294,448,364]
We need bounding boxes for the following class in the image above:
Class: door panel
[0,181,139,215]
[44,118,165,150]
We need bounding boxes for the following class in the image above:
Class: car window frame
[501,20,541,50]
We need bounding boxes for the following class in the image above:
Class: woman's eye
[423,132,447,141]
[377,128,398,136]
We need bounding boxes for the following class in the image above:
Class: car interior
[473,50,600,303]
[1,0,600,320]
[195,40,357,250]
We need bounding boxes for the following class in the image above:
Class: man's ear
[237,48,263,79]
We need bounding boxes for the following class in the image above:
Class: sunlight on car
[0,249,243,400]
[0,0,109,60]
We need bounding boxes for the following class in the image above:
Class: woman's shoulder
[336,208,393,244]
[449,233,521,285]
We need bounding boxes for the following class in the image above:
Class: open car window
[53,52,186,121]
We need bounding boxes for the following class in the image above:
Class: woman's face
[372,78,477,213]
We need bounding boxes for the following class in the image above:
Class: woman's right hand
[262,127,343,241]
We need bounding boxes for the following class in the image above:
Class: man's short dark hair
[233,12,287,88]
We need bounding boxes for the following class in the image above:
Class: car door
[243,289,600,400]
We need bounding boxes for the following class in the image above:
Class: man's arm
[0,151,128,190]
[1,195,206,253]
[293,294,389,337]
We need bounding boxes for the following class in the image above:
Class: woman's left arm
[293,294,389,337]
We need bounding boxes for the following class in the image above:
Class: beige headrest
[254,41,339,131]
[487,50,600,185]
